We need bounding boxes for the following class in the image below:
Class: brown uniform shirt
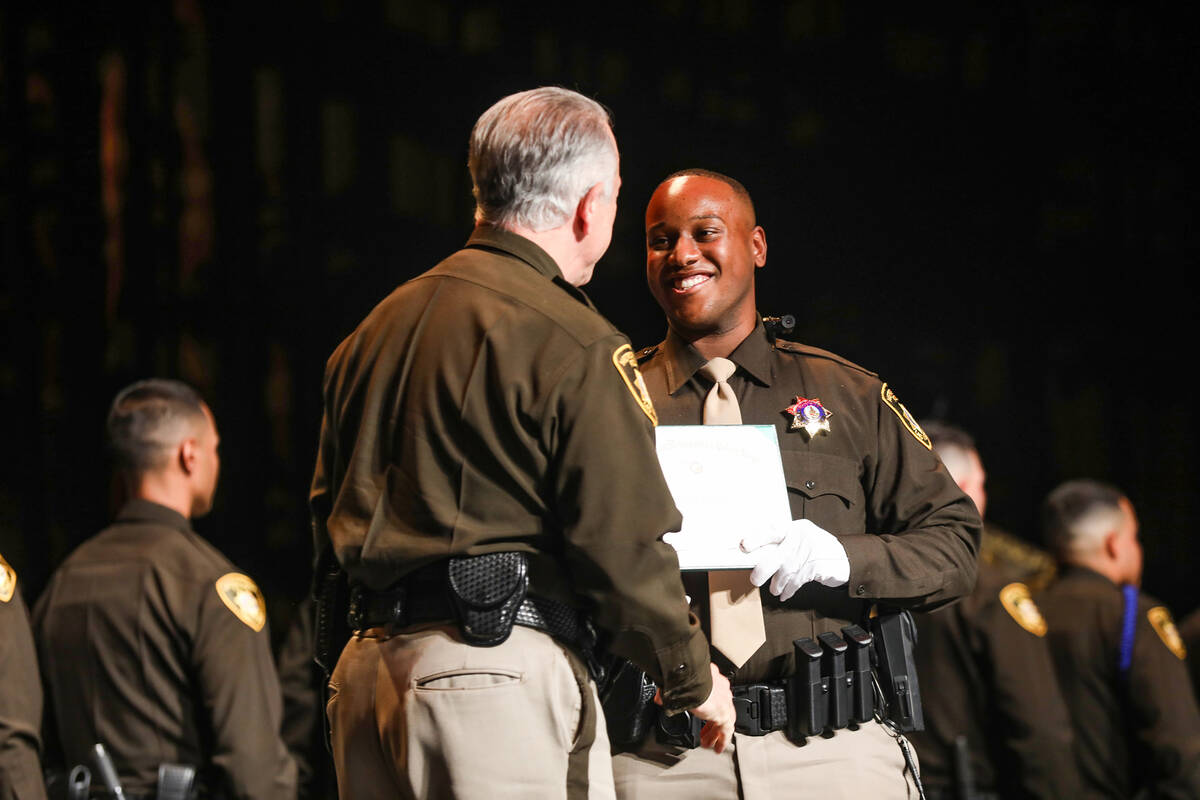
[638,322,980,682]
[33,500,297,800]
[1039,565,1200,799]
[309,226,711,710]
[0,554,46,800]
[911,530,1082,798]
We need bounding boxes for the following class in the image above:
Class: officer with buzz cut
[609,169,981,800]
[1039,479,1200,799]
[1,551,47,800]
[34,379,297,800]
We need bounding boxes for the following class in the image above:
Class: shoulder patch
[215,573,267,632]
[1148,606,1186,660]
[999,582,1047,636]
[0,552,15,603]
[613,344,658,425]
[881,383,931,450]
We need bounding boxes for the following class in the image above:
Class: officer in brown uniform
[1038,479,1200,798]
[309,88,733,800]
[609,169,981,799]
[34,380,297,800]
[0,552,46,800]
[909,422,1080,799]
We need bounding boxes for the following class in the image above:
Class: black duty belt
[731,625,876,738]
[347,558,601,677]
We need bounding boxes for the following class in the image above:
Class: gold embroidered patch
[612,344,658,425]
[0,552,15,603]
[999,582,1047,637]
[215,573,266,632]
[1148,606,1186,660]
[881,383,931,450]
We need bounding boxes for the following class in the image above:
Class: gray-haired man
[311,87,733,800]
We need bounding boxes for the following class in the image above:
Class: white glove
[740,519,850,601]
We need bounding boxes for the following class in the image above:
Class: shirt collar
[660,317,775,395]
[464,225,596,310]
[116,498,193,534]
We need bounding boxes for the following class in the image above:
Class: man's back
[35,499,296,799]
[1039,565,1200,798]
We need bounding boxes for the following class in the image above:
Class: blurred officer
[1039,479,1200,798]
[310,88,733,800]
[909,422,1080,799]
[1181,607,1200,701]
[608,169,981,799]
[0,552,46,800]
[34,379,297,800]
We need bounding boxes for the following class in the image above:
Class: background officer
[34,379,297,800]
[909,421,1080,799]
[0,551,46,800]
[310,88,733,800]
[1039,479,1200,798]
[611,169,980,799]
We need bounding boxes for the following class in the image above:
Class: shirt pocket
[779,451,865,532]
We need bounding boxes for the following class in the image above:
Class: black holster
[871,607,925,731]
[313,544,350,681]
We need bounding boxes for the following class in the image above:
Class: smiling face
[645,174,766,343]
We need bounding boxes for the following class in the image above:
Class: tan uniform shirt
[911,531,1082,798]
[1039,566,1200,799]
[309,226,711,710]
[0,553,46,800]
[33,500,297,800]
[637,322,981,682]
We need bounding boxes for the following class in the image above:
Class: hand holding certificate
[654,425,794,570]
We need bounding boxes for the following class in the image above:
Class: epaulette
[773,338,878,378]
[981,527,1058,590]
[635,344,661,364]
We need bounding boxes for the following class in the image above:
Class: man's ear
[179,437,198,476]
[574,182,605,242]
[752,225,767,268]
[1103,530,1121,561]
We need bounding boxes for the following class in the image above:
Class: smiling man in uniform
[608,169,981,799]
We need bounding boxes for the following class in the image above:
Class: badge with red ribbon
[784,396,832,438]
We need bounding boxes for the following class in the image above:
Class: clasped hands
[740,518,849,601]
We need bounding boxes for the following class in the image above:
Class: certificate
[654,424,793,570]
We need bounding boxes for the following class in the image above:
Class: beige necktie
[698,357,767,668]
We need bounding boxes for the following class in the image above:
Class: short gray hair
[469,87,617,232]
[107,378,207,474]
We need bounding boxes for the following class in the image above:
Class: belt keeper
[841,624,874,723]
[818,631,850,730]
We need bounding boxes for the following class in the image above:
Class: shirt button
[675,663,687,674]
[856,585,866,596]
[805,480,816,490]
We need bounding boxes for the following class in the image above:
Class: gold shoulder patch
[1148,606,1186,660]
[999,582,1047,637]
[881,383,931,450]
[612,344,658,425]
[215,573,266,632]
[0,552,15,603]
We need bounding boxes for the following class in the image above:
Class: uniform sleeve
[545,336,712,712]
[1128,600,1200,797]
[837,385,980,609]
[0,589,48,800]
[979,594,1083,796]
[191,578,298,800]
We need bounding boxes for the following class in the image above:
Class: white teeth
[675,274,710,290]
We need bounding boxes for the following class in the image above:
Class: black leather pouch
[447,552,529,646]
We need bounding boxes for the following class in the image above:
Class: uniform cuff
[839,533,885,600]
[655,623,713,713]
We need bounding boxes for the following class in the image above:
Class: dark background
[2,0,1196,643]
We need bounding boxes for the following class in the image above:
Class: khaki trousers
[328,624,614,800]
[612,720,919,800]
